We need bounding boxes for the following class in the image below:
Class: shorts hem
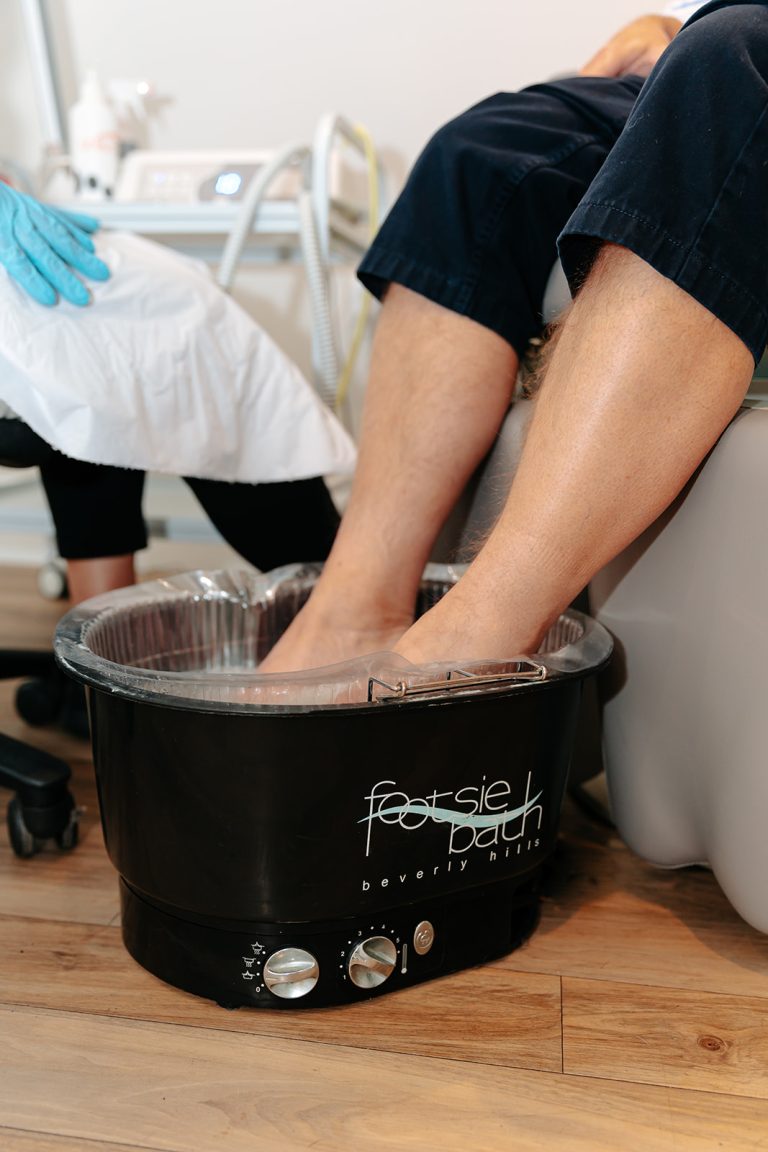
[358,245,536,356]
[56,535,148,561]
[559,200,768,364]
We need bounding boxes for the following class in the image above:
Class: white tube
[311,113,388,263]
[298,188,339,407]
[216,142,309,291]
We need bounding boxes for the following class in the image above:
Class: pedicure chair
[591,405,768,933]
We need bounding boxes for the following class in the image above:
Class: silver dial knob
[347,935,398,989]
[263,947,319,999]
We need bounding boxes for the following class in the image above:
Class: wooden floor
[2,566,768,1152]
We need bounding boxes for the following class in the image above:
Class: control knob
[263,947,319,999]
[347,935,398,989]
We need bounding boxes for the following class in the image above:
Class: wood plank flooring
[2,566,768,1151]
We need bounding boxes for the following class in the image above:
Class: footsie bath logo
[359,772,543,858]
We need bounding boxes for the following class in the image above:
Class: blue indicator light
[214,171,242,196]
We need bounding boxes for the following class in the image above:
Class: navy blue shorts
[359,1,768,364]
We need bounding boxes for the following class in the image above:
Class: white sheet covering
[0,231,356,482]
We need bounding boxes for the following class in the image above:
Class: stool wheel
[15,676,62,727]
[55,808,80,851]
[7,796,43,858]
[37,561,68,601]
[6,792,80,858]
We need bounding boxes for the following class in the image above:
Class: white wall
[0,0,648,377]
[16,0,647,170]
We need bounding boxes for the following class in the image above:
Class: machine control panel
[123,872,540,1011]
[263,947,320,999]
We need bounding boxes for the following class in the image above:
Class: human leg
[395,2,768,662]
[266,3,768,673]
[559,1,768,364]
[261,80,640,671]
[260,287,520,670]
[184,474,340,571]
[394,244,753,662]
[40,444,343,604]
[38,455,146,603]
[66,554,136,603]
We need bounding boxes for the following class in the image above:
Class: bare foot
[261,572,550,675]
[259,597,412,673]
[392,580,550,666]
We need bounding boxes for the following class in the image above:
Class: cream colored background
[1,0,649,371]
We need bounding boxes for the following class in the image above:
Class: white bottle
[68,70,120,201]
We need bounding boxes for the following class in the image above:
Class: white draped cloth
[0,231,356,482]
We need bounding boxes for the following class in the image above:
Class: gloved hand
[0,182,110,306]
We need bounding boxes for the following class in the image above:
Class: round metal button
[263,947,319,999]
[413,920,435,955]
[347,935,398,989]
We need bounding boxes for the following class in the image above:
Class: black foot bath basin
[55,564,611,1009]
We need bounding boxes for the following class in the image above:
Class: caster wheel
[38,561,68,600]
[15,676,62,727]
[55,807,80,851]
[7,796,42,859]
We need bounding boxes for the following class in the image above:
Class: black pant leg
[184,476,340,571]
[38,454,147,560]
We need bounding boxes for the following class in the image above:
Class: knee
[411,94,509,187]
[416,107,484,181]
[669,5,768,77]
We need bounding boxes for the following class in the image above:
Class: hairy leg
[394,244,754,664]
[260,283,519,671]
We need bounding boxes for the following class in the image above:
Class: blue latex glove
[0,182,110,306]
